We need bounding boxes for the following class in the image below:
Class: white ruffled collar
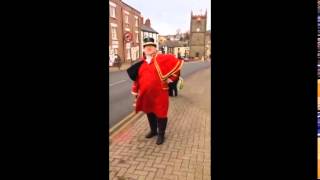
[145,55,152,64]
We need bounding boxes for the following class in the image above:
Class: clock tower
[189,10,207,59]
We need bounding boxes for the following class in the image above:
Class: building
[189,10,207,60]
[140,18,159,56]
[159,36,167,44]
[162,40,189,58]
[205,30,211,59]
[109,0,142,65]
[159,31,190,55]
[159,36,168,54]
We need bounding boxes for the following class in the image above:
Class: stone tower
[189,10,207,59]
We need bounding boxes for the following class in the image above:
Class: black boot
[156,118,167,145]
[145,113,157,138]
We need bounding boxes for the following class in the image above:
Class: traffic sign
[124,32,133,42]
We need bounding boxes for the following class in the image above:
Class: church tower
[189,10,207,59]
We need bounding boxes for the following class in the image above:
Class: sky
[122,0,211,36]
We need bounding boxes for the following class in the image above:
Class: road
[109,60,211,128]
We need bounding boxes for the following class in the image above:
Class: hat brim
[143,42,157,47]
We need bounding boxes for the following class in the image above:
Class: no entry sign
[124,32,133,42]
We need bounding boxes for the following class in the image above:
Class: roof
[121,2,141,14]
[163,40,188,48]
[141,25,158,34]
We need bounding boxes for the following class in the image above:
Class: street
[109,62,211,180]
[109,60,211,128]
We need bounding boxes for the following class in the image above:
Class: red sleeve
[131,81,139,96]
[168,70,180,82]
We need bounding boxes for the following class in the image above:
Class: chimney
[145,18,151,27]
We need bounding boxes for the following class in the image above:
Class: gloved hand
[133,95,138,107]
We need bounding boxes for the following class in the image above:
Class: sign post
[124,32,133,63]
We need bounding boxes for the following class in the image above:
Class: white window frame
[111,27,117,40]
[125,15,129,24]
[110,23,117,27]
[135,31,139,43]
[135,16,138,27]
[109,1,117,7]
[127,48,130,60]
[109,3,116,18]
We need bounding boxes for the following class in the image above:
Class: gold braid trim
[154,56,184,81]
[154,54,165,81]
[170,60,184,78]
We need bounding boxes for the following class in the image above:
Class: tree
[184,31,190,40]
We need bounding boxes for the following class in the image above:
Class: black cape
[126,60,143,81]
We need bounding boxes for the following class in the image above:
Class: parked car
[182,57,190,62]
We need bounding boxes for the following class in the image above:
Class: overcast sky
[122,0,211,35]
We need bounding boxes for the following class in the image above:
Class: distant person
[114,54,121,70]
[127,37,183,145]
[168,69,180,97]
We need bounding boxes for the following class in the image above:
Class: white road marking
[109,79,127,87]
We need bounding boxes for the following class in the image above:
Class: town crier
[127,37,183,145]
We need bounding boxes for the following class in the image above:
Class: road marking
[109,79,127,87]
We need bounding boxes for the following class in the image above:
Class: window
[114,48,118,55]
[136,32,139,43]
[135,19,138,27]
[110,6,116,18]
[111,27,117,40]
[127,49,131,60]
[125,15,129,24]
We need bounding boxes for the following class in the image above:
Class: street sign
[124,32,133,42]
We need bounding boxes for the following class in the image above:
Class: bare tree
[184,31,190,40]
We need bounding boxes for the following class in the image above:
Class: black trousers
[146,113,167,135]
[168,81,178,96]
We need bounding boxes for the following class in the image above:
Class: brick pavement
[109,66,211,180]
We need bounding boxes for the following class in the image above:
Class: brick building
[109,0,143,65]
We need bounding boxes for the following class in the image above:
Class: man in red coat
[128,37,183,145]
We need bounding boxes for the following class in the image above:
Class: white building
[140,18,159,56]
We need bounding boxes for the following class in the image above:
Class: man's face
[143,45,156,56]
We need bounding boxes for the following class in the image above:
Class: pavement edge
[109,111,144,144]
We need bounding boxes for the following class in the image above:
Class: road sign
[124,32,133,42]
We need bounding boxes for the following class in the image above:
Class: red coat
[131,54,183,118]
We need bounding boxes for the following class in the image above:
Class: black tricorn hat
[127,60,144,81]
[143,37,157,47]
